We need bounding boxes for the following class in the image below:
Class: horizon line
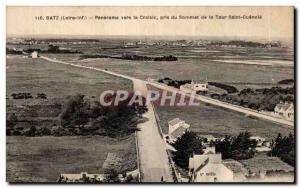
[6,34,293,42]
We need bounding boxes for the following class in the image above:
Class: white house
[274,102,294,121]
[189,151,234,182]
[58,170,139,183]
[58,172,106,183]
[31,51,38,58]
[168,118,190,142]
[180,80,208,93]
[198,134,219,143]
[250,136,272,152]
[250,136,266,147]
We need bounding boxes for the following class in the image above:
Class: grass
[6,55,132,101]
[154,103,293,139]
[8,44,294,88]
[6,55,137,183]
[6,135,137,182]
[73,55,293,86]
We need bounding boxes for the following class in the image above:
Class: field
[73,57,293,88]
[6,55,137,182]
[6,135,137,182]
[154,104,293,139]
[6,55,132,100]
[8,43,294,91]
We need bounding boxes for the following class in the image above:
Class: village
[6,37,294,183]
[164,117,294,182]
[53,75,294,183]
[7,50,295,183]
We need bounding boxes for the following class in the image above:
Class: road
[43,55,292,127]
[147,80,294,127]
[133,79,173,182]
[40,56,173,182]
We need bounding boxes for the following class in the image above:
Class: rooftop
[275,102,293,111]
[171,126,188,139]
[168,118,184,126]
[240,156,294,173]
[189,153,222,171]
[198,134,216,139]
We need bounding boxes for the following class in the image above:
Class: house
[274,102,294,121]
[262,141,271,147]
[58,172,106,183]
[188,151,234,182]
[180,80,208,94]
[250,136,271,151]
[168,118,190,142]
[223,159,248,182]
[250,136,266,147]
[58,170,139,183]
[240,156,294,181]
[198,134,219,143]
[31,51,38,58]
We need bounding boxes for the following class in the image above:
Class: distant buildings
[180,80,208,94]
[167,118,190,143]
[250,136,266,146]
[274,102,294,121]
[58,170,139,183]
[58,172,106,183]
[198,134,219,143]
[250,136,272,152]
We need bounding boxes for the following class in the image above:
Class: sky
[6,6,294,41]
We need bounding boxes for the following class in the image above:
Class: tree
[269,133,295,166]
[7,113,18,128]
[215,131,257,160]
[36,93,47,99]
[172,131,203,169]
[60,94,90,127]
[36,127,51,136]
[104,169,120,183]
[24,126,36,137]
[56,94,148,137]
[48,44,60,52]
[215,135,232,159]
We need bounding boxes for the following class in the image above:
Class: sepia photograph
[5,6,295,183]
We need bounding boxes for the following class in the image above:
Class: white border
[1,0,299,188]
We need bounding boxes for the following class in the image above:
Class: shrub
[36,93,47,99]
[268,133,295,166]
[215,131,257,160]
[172,131,203,169]
[24,126,36,137]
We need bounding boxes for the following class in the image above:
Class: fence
[147,90,180,182]
[135,131,142,182]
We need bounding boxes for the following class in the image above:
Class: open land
[6,55,136,182]
[154,104,293,139]
[6,39,295,182]
[6,136,136,182]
